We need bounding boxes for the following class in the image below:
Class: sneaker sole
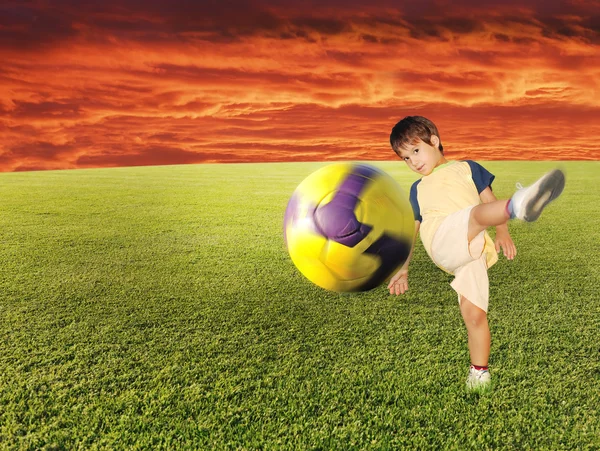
[523,169,565,222]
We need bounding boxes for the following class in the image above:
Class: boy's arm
[479,187,517,260]
[388,220,420,295]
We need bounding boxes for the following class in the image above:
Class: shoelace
[515,182,523,190]
[470,368,489,379]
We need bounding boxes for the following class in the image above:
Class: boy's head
[389,116,443,157]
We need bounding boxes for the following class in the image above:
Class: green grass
[0,161,598,449]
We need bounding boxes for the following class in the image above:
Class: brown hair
[389,116,444,156]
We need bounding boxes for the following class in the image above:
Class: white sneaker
[510,169,565,222]
[466,367,491,391]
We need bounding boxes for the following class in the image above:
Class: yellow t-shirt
[409,160,499,271]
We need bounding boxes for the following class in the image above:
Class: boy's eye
[413,149,419,153]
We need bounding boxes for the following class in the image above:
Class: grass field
[0,161,599,449]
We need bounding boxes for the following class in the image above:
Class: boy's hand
[388,268,409,295]
[495,229,517,260]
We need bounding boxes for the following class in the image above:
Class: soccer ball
[284,163,414,292]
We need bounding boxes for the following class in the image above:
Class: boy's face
[397,136,446,176]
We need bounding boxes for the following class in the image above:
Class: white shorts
[431,206,490,312]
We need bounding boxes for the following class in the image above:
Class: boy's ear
[430,135,440,149]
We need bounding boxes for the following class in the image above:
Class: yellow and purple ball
[284,163,414,292]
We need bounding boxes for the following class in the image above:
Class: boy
[387,116,565,390]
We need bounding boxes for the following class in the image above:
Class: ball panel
[312,164,379,247]
[286,226,327,264]
[384,195,415,240]
[284,189,319,246]
[314,196,372,247]
[283,191,301,246]
[336,164,379,198]
[333,277,372,292]
[321,240,380,282]
[294,163,356,206]
[291,253,341,291]
[356,234,412,291]
[357,167,415,243]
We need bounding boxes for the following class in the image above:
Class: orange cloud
[0,1,599,171]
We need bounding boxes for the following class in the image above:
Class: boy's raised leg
[468,200,511,242]
[467,169,566,242]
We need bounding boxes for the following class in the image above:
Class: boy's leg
[468,200,510,242]
[467,169,565,242]
[459,295,490,367]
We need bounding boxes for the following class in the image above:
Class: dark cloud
[407,17,483,40]
[75,146,208,167]
[290,17,350,35]
[6,141,77,161]
[74,146,262,166]
[455,49,503,67]
[0,4,78,50]
[9,101,83,119]
[1,0,598,49]
[394,71,492,89]
[136,64,360,93]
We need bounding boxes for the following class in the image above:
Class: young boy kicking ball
[388,116,565,390]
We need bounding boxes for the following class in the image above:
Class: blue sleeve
[466,160,495,193]
[409,180,422,222]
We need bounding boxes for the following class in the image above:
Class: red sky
[1,0,599,171]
